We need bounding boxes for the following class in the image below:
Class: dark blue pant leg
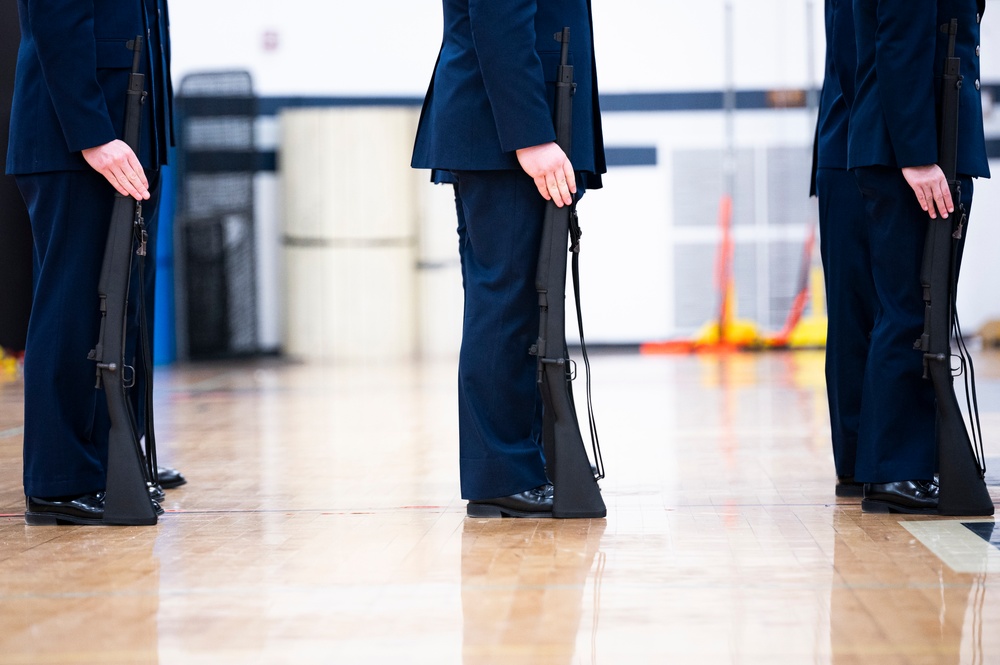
[816,167,876,479]
[453,170,548,500]
[18,170,113,497]
[852,167,972,483]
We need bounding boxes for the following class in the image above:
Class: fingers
[81,140,150,201]
[556,162,577,206]
[108,153,149,200]
[117,157,150,201]
[536,173,574,207]
[902,164,956,220]
[935,180,954,219]
[546,174,570,207]
[917,180,953,220]
[516,142,577,207]
[913,185,935,219]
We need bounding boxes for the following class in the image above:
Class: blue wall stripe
[605,146,658,167]
[185,146,656,172]
[177,84,1000,170]
[249,89,817,117]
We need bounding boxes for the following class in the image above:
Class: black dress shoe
[467,484,554,518]
[157,465,186,489]
[836,476,864,498]
[25,492,105,526]
[862,480,939,515]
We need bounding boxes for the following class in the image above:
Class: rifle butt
[101,378,159,525]
[540,366,606,519]
[932,373,994,516]
[552,444,606,519]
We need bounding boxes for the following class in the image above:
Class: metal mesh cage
[174,71,258,359]
[671,146,815,335]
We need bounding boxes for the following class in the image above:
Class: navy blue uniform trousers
[816,167,875,479]
[852,166,972,482]
[17,169,159,498]
[452,170,550,500]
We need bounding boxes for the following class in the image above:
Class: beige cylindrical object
[280,107,420,361]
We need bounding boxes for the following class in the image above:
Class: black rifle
[917,19,993,516]
[532,27,606,518]
[88,36,161,525]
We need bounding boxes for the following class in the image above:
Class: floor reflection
[461,518,607,664]
[831,510,983,663]
[0,529,160,663]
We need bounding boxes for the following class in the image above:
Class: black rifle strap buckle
[569,204,582,253]
[953,208,967,240]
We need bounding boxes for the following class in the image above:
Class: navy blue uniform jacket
[6,0,173,175]
[411,0,606,186]
[849,0,989,178]
[811,0,856,192]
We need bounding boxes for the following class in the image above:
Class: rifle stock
[89,36,160,525]
[534,27,606,519]
[918,19,992,516]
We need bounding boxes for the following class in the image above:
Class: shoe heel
[861,499,891,514]
[466,503,503,518]
[24,512,59,526]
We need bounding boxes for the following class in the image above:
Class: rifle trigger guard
[123,364,136,389]
[541,357,578,381]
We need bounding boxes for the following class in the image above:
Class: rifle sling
[568,203,603,478]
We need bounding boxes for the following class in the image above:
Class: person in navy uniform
[811,0,874,498]
[412,0,606,517]
[6,0,176,524]
[848,0,989,513]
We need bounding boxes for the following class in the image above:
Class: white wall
[170,1,443,96]
[169,0,826,95]
[167,0,1000,348]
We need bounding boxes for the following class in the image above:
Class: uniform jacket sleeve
[22,0,117,153]
[872,0,939,167]
[468,0,557,153]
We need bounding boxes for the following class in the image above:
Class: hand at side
[902,164,954,220]
[516,142,576,207]
[82,139,150,200]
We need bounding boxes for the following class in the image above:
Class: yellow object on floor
[0,349,22,381]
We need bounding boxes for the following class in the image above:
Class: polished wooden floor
[2,348,1000,664]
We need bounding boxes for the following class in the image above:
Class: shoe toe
[157,466,187,489]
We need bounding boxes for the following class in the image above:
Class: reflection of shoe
[862,480,939,514]
[25,492,105,525]
[836,476,864,497]
[148,482,166,502]
[157,466,186,489]
[467,485,554,518]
